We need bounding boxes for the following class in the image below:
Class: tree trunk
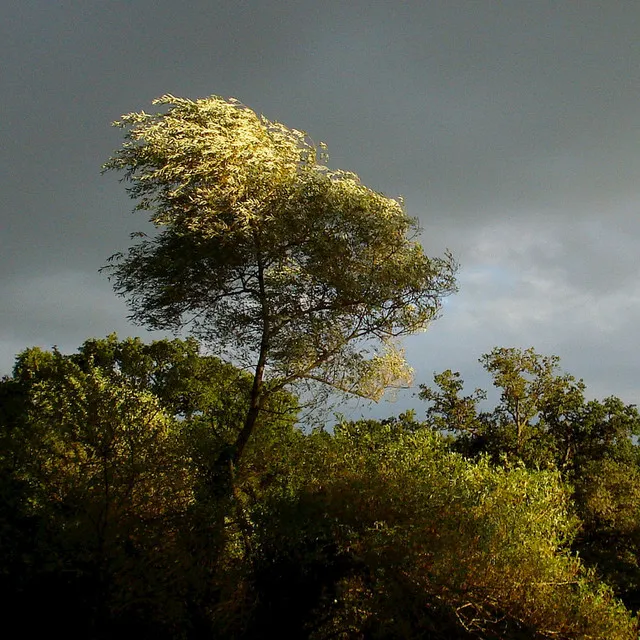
[213,236,270,491]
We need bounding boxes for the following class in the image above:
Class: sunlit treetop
[105,94,331,235]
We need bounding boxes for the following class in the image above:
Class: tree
[478,347,582,462]
[421,347,597,468]
[103,95,457,471]
[419,369,487,437]
[0,340,194,637]
[419,348,640,610]
[469,348,639,471]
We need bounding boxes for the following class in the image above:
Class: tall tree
[479,347,582,461]
[103,95,457,470]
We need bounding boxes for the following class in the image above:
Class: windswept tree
[103,95,457,469]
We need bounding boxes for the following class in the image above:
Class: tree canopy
[103,94,457,465]
[419,347,640,613]
[2,338,638,638]
[420,347,640,471]
[0,335,301,638]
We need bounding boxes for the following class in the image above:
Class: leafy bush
[247,420,637,638]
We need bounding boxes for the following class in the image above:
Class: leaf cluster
[419,347,640,613]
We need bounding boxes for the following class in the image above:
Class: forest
[2,96,639,639]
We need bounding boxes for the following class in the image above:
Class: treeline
[1,335,639,639]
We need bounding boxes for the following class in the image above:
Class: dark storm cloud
[2,0,639,413]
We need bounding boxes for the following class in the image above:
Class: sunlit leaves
[248,420,637,638]
[7,343,194,534]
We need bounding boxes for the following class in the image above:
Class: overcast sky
[2,1,640,419]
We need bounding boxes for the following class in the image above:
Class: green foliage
[571,457,640,612]
[420,347,640,471]
[2,337,638,638]
[244,420,637,639]
[0,335,299,638]
[420,347,640,614]
[1,342,193,636]
[420,368,487,436]
[478,348,579,461]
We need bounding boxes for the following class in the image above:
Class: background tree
[479,347,586,464]
[421,347,593,468]
[419,369,488,451]
[103,94,457,472]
